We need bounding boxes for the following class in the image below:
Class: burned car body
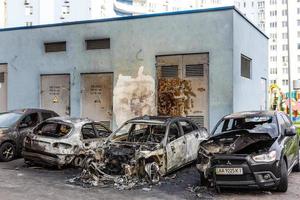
[196,111,300,192]
[77,116,208,186]
[0,109,58,162]
[22,117,111,168]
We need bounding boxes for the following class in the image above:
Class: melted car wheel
[0,142,16,162]
[145,162,160,184]
[277,159,288,192]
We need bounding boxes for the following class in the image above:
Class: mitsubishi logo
[226,160,232,165]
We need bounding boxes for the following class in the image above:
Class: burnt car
[22,117,111,168]
[78,116,208,186]
[0,108,58,162]
[196,111,300,192]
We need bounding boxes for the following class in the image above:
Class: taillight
[52,142,72,149]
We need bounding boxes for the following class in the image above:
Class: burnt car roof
[128,116,193,125]
[224,111,276,119]
[45,117,93,125]
[7,108,57,114]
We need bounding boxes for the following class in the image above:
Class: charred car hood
[200,129,276,155]
[106,141,159,153]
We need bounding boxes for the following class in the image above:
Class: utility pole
[287,0,292,118]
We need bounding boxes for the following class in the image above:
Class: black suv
[0,108,58,161]
[196,111,299,192]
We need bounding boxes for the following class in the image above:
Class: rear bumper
[201,154,281,189]
[22,149,73,167]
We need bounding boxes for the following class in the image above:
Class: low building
[0,6,268,130]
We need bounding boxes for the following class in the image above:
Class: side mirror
[284,126,297,137]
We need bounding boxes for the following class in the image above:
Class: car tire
[277,159,288,192]
[293,150,300,172]
[0,142,16,162]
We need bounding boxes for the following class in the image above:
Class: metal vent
[44,42,66,53]
[100,121,111,129]
[86,38,110,50]
[161,65,178,77]
[188,116,204,127]
[185,64,204,77]
[0,72,4,83]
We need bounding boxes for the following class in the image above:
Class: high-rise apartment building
[266,0,299,92]
[0,0,115,28]
[1,0,261,28]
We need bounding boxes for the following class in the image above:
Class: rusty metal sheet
[157,54,209,128]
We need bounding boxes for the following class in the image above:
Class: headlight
[252,150,277,163]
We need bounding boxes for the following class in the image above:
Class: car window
[19,113,39,129]
[94,123,111,137]
[82,123,97,139]
[0,112,22,128]
[213,115,278,137]
[35,122,71,138]
[41,112,54,121]
[112,122,166,143]
[179,120,195,135]
[168,122,181,142]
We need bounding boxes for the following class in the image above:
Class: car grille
[215,174,255,182]
[212,159,247,165]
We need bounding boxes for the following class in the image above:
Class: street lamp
[287,0,292,118]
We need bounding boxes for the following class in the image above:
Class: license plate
[216,168,243,175]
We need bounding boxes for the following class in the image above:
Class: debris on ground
[186,185,215,199]
[67,161,153,190]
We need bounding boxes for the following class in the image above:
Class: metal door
[41,74,70,116]
[80,73,113,128]
[0,64,7,112]
[156,54,209,128]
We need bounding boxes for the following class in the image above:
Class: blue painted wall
[0,7,267,130]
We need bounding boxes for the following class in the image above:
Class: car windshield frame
[0,112,23,128]
[212,115,279,138]
[109,121,167,144]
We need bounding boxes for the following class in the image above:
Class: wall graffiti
[113,66,156,127]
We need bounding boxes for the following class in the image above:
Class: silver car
[22,117,111,168]
[81,116,208,184]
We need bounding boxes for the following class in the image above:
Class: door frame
[155,53,210,130]
[79,72,114,125]
[40,73,71,115]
